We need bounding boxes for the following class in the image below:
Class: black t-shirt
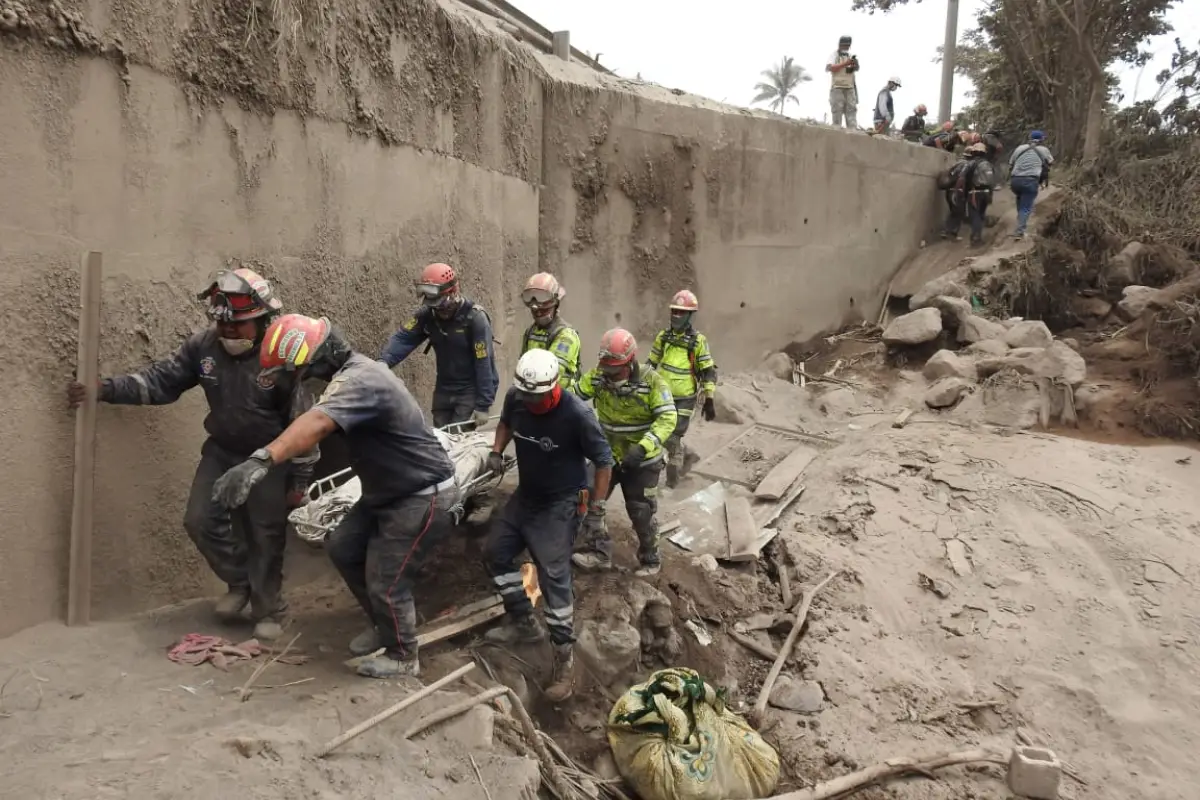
[500,387,614,502]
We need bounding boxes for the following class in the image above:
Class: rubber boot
[356,652,420,679]
[543,644,576,703]
[214,587,250,622]
[485,614,546,645]
[349,626,382,657]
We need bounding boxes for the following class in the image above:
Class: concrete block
[1007,746,1061,799]
[552,30,570,61]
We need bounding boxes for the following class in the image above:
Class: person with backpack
[940,143,995,246]
[381,262,499,429]
[647,289,718,488]
[1008,130,1054,239]
[900,104,928,142]
[519,272,582,389]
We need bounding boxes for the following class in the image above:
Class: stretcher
[288,422,514,545]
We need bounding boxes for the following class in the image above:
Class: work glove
[213,449,273,509]
[66,378,109,409]
[701,396,716,422]
[620,443,646,471]
[582,499,607,538]
[486,451,506,477]
[472,409,490,428]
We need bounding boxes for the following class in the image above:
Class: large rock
[760,352,795,381]
[966,339,1009,357]
[768,676,826,713]
[925,377,971,408]
[976,341,1086,386]
[956,314,1007,344]
[910,265,972,310]
[1104,241,1146,288]
[923,350,977,382]
[1116,285,1160,321]
[883,308,943,346]
[577,619,641,686]
[981,373,1043,429]
[714,384,762,425]
[1004,320,1054,349]
[926,295,973,325]
[1070,295,1113,322]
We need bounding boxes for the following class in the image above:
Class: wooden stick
[239,633,301,702]
[502,687,582,800]
[772,540,793,607]
[728,629,780,661]
[315,662,476,757]
[769,748,1003,799]
[754,571,839,716]
[469,754,494,800]
[68,251,102,627]
[416,604,506,647]
[893,408,914,428]
[402,685,509,739]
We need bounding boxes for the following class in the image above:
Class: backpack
[1013,144,1051,185]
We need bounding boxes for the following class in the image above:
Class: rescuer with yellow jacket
[647,289,718,488]
[519,272,582,390]
[571,328,677,576]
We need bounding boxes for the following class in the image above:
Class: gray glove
[213,449,273,509]
[473,409,490,428]
[486,451,505,477]
[582,500,607,537]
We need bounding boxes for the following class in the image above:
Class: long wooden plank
[754,444,819,501]
[68,251,102,627]
[416,604,505,647]
[726,527,781,563]
[724,496,758,559]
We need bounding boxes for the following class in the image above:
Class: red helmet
[260,314,331,372]
[598,328,637,367]
[199,267,282,322]
[415,263,459,308]
[522,272,566,309]
[669,289,699,312]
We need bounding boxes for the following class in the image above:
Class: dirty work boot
[543,644,576,703]
[356,652,420,679]
[253,616,287,642]
[665,461,680,489]
[214,587,250,622]
[349,626,382,657]
[485,614,546,645]
[634,550,662,577]
[571,551,613,571]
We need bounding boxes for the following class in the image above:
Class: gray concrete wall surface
[0,0,946,636]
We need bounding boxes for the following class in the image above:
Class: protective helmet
[669,289,699,312]
[888,76,902,87]
[966,143,988,156]
[598,328,637,367]
[513,349,560,395]
[522,272,566,309]
[198,267,283,322]
[838,35,852,46]
[415,262,459,308]
[941,121,955,132]
[915,104,928,115]
[260,314,332,372]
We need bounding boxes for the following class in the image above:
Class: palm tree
[751,56,812,115]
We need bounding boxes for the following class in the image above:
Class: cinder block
[1007,745,1062,799]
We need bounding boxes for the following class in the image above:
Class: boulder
[760,352,795,381]
[1004,320,1054,349]
[956,314,1007,344]
[910,265,972,310]
[1059,337,1081,352]
[981,372,1044,429]
[966,339,1009,357]
[714,384,762,425]
[576,595,642,686]
[1070,295,1113,322]
[976,342,1086,387]
[768,677,826,714]
[883,308,943,346]
[1116,285,1159,321]
[926,295,974,325]
[1048,341,1087,385]
[925,377,971,408]
[442,704,495,750]
[923,350,977,382]
[1104,241,1146,288]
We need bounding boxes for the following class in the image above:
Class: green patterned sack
[607,668,780,800]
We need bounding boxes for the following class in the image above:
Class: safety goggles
[206,292,259,322]
[416,282,455,308]
[521,287,557,308]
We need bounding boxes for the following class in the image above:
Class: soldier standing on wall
[65,269,317,641]
[380,262,499,430]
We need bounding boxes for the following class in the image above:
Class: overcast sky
[514,0,1200,123]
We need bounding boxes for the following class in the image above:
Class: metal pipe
[938,0,960,124]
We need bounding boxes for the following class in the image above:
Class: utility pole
[938,0,960,123]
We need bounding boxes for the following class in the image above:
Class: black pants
[579,459,663,564]
[664,396,695,467]
[944,192,990,243]
[325,488,455,658]
[184,439,289,620]
[432,389,476,429]
[484,493,579,645]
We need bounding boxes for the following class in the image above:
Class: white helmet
[513,349,560,394]
[889,75,902,87]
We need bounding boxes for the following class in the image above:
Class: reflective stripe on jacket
[575,366,678,463]
[647,329,718,413]
[521,318,582,389]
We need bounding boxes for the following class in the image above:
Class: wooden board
[753,444,819,501]
[726,527,781,563]
[724,496,758,559]
[68,251,102,627]
[417,604,506,647]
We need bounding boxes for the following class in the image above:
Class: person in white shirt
[826,35,859,128]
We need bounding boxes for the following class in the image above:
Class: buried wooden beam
[754,445,819,501]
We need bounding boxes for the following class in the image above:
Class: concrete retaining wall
[0,0,945,636]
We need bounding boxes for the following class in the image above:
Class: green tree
[751,56,813,115]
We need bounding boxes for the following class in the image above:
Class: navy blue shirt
[501,387,614,502]
[380,301,499,410]
[314,353,454,506]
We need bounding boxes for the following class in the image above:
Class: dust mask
[220,338,256,356]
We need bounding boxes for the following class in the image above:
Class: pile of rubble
[883,290,1087,429]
